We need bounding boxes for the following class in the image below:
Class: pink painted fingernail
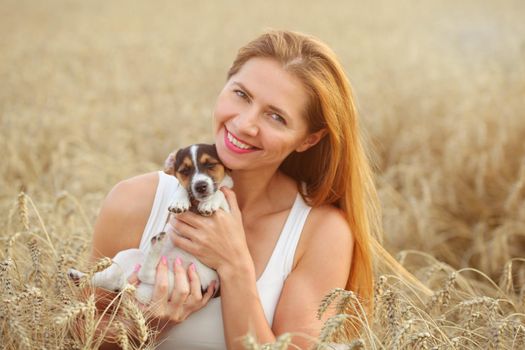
[189,263,195,272]
[133,264,141,272]
[176,257,182,266]
[161,256,168,265]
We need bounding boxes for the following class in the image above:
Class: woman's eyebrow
[232,81,291,119]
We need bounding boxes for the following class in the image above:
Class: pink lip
[224,128,258,154]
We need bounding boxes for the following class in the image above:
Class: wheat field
[1,0,524,349]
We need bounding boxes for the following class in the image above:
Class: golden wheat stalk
[54,190,93,232]
[122,285,149,347]
[318,314,349,343]
[17,191,29,231]
[317,288,346,320]
[115,321,131,350]
[242,333,261,350]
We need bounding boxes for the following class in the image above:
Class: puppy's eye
[204,162,217,170]
[178,167,191,176]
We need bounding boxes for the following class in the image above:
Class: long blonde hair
[227,30,383,317]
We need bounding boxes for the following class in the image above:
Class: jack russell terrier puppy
[68,144,233,303]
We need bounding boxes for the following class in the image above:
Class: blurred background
[1,0,524,281]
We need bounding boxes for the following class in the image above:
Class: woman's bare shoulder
[294,204,354,269]
[109,171,159,200]
[311,204,351,228]
[90,172,160,261]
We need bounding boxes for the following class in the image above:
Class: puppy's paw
[198,208,215,216]
[151,231,166,246]
[198,192,225,216]
[197,200,219,216]
[67,268,85,286]
[168,197,190,213]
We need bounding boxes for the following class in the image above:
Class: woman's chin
[217,154,245,171]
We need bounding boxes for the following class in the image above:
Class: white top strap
[258,193,312,282]
[254,193,312,325]
[281,193,311,276]
[139,171,179,252]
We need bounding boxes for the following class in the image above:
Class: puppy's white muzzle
[191,173,215,201]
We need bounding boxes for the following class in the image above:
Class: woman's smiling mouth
[224,128,259,154]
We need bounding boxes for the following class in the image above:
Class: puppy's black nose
[195,181,208,194]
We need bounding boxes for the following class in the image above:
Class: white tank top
[139,171,312,349]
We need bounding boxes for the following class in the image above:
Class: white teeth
[227,132,253,150]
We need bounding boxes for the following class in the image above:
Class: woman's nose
[235,106,259,136]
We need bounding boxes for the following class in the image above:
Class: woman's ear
[296,129,327,152]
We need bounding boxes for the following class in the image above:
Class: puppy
[68,144,232,304]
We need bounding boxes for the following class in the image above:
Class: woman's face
[213,57,317,172]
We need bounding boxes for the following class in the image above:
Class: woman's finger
[169,257,190,307]
[187,263,203,301]
[200,280,216,306]
[151,256,170,305]
[174,210,205,228]
[171,216,202,240]
[221,187,241,216]
[171,233,198,256]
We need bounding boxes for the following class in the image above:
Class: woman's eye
[270,113,286,125]
[234,89,248,100]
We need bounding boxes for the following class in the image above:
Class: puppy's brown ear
[164,150,178,175]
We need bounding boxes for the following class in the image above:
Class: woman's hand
[127,257,216,331]
[169,187,253,277]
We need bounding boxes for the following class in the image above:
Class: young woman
[92,30,382,349]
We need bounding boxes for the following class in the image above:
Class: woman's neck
[230,167,284,213]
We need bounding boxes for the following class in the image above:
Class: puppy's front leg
[168,184,191,214]
[137,232,167,284]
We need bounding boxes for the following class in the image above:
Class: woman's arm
[88,172,215,349]
[271,206,353,347]
[88,173,158,350]
[90,172,158,261]
[221,206,353,349]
